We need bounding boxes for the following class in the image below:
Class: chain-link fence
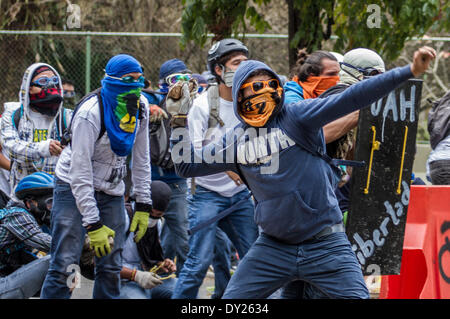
[0,31,292,108]
[0,30,448,141]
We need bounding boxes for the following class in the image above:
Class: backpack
[60,88,106,146]
[144,89,174,169]
[427,90,450,150]
[12,105,69,142]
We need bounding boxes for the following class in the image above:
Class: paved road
[70,271,215,299]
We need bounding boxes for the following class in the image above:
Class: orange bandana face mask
[293,75,339,99]
[238,86,282,127]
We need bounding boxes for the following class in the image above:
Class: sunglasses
[31,76,59,88]
[339,62,382,77]
[240,79,280,95]
[107,74,146,84]
[166,73,192,85]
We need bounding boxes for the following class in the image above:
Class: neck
[219,83,233,101]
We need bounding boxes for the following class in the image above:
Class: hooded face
[22,64,63,117]
[237,73,283,127]
[232,60,285,128]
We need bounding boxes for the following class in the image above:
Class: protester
[170,38,258,299]
[320,48,386,220]
[141,59,191,274]
[0,63,72,197]
[61,78,77,109]
[426,90,450,184]
[168,46,436,298]
[120,180,176,299]
[192,73,208,93]
[0,172,54,299]
[284,49,340,104]
[41,54,152,299]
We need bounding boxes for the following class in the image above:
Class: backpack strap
[207,84,225,128]
[61,88,105,146]
[12,105,24,130]
[96,89,106,141]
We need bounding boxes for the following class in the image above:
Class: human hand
[134,270,163,289]
[87,224,115,258]
[166,82,193,127]
[226,171,244,186]
[129,211,150,242]
[49,140,63,156]
[410,46,436,77]
[157,258,176,274]
[149,104,168,123]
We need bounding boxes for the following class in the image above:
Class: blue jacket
[172,60,414,244]
[283,80,304,105]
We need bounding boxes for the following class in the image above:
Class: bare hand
[158,258,176,274]
[49,140,63,156]
[411,46,436,77]
[226,171,244,186]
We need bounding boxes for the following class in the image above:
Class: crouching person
[0,172,54,299]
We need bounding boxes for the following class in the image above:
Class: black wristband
[85,221,103,232]
[135,202,152,213]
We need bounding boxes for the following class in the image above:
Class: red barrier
[379,185,450,299]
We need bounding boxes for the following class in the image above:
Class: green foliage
[180,0,270,48]
[333,0,448,62]
[181,0,449,65]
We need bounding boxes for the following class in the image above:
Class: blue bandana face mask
[101,76,145,157]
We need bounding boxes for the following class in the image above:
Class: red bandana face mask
[29,88,63,116]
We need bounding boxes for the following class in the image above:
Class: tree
[180,0,449,70]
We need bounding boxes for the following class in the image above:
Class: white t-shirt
[187,93,246,197]
[27,109,54,171]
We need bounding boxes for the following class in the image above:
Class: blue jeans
[222,232,369,299]
[120,276,177,299]
[40,178,126,299]
[0,255,50,299]
[159,181,189,274]
[172,186,258,299]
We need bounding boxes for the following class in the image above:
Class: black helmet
[207,38,249,76]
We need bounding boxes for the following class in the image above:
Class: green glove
[87,224,115,258]
[129,211,150,243]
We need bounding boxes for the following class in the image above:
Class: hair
[292,49,337,82]
[213,50,247,82]
[61,78,74,86]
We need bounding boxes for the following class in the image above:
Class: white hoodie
[0,63,72,197]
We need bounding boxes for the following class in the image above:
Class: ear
[215,65,223,77]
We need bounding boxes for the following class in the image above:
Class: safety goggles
[165,73,192,85]
[31,76,59,88]
[339,62,382,77]
[106,74,146,84]
[63,90,76,98]
[240,79,280,95]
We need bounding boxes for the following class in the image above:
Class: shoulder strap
[207,84,225,128]
[61,88,104,146]
[12,105,23,130]
[96,89,106,141]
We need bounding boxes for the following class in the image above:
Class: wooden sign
[346,79,423,275]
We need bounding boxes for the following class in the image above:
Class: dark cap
[151,181,173,212]
[159,59,190,81]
